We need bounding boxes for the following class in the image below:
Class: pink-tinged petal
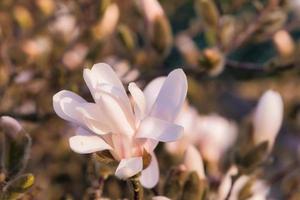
[128,82,146,121]
[115,157,143,179]
[53,90,86,123]
[111,133,132,160]
[100,93,135,136]
[140,153,159,188]
[150,69,187,122]
[94,84,134,124]
[184,145,205,179]
[136,116,183,142]
[76,103,111,135]
[143,77,165,114]
[69,128,112,154]
[143,139,159,153]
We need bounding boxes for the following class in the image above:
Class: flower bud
[140,0,173,56]
[199,48,225,76]
[181,172,205,200]
[175,34,201,67]
[273,30,295,59]
[92,3,119,40]
[35,0,55,16]
[252,90,283,151]
[194,0,219,29]
[117,24,137,52]
[0,116,22,139]
[13,6,33,29]
[184,145,205,180]
[219,16,236,50]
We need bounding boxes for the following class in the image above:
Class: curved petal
[100,92,135,136]
[150,69,187,122]
[76,103,111,135]
[115,157,143,179]
[136,116,183,142]
[129,82,146,121]
[94,84,134,123]
[140,153,159,188]
[53,90,86,123]
[143,77,165,114]
[69,128,112,154]
[83,63,126,98]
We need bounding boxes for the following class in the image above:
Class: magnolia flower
[166,103,237,164]
[53,63,187,188]
[196,114,237,163]
[183,145,205,179]
[252,90,283,150]
[166,102,200,156]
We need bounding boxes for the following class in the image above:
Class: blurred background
[1,0,300,199]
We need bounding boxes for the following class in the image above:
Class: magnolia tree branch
[129,174,143,200]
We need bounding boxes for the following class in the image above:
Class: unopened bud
[117,25,137,52]
[200,48,225,76]
[194,0,219,29]
[35,0,55,16]
[13,6,33,29]
[184,145,205,180]
[252,90,283,151]
[151,15,173,56]
[219,16,236,50]
[0,116,22,139]
[181,172,205,200]
[92,3,119,40]
[175,34,201,67]
[273,30,295,59]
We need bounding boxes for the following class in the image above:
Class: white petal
[86,63,126,93]
[76,103,111,135]
[100,93,135,136]
[128,82,146,121]
[143,77,165,114]
[69,128,112,154]
[150,69,187,122]
[140,153,159,188]
[115,157,143,179]
[136,116,183,142]
[53,90,86,123]
[94,84,134,123]
[184,145,205,179]
[253,90,283,149]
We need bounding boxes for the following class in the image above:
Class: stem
[129,174,143,200]
[224,172,241,200]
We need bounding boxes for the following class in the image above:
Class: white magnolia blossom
[184,145,205,179]
[196,114,237,163]
[252,90,283,150]
[166,103,237,163]
[53,63,187,188]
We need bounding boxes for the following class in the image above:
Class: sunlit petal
[115,157,143,179]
